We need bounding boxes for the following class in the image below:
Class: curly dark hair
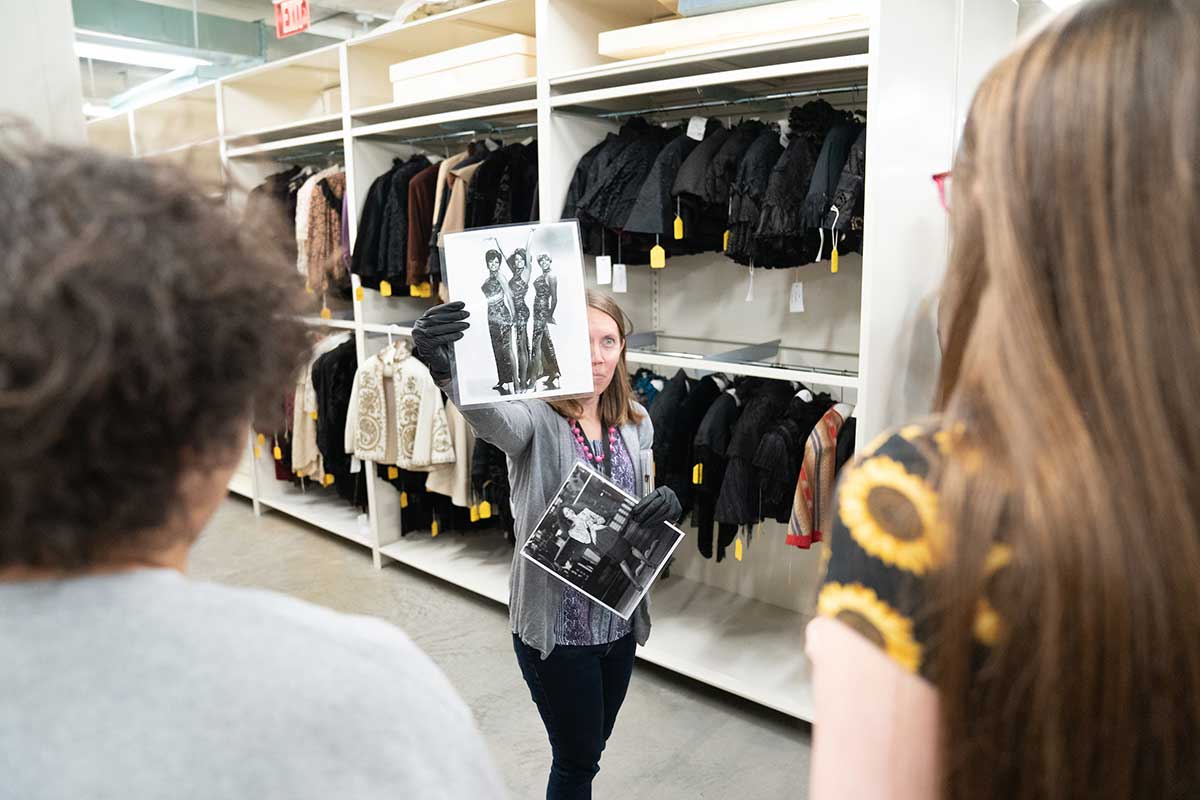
[0,134,309,568]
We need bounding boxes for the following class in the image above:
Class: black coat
[692,390,743,560]
[823,127,867,254]
[702,120,766,211]
[383,155,432,286]
[800,122,863,230]
[753,392,835,523]
[726,130,783,266]
[649,369,694,488]
[312,338,365,508]
[351,161,399,290]
[715,379,794,527]
[623,132,700,241]
[663,375,724,516]
[671,122,731,252]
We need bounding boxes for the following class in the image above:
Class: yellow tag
[254,446,262,459]
[479,500,492,520]
[355,286,364,302]
[380,280,392,297]
[723,229,730,251]
[673,215,684,240]
[431,520,439,538]
[257,433,266,446]
[650,245,666,269]
[831,246,839,274]
[691,463,701,485]
[470,505,480,523]
[319,306,332,320]
[323,474,335,486]
[418,282,432,298]
[309,410,318,421]
[273,445,283,461]
[400,491,409,509]
[387,466,399,480]
[305,285,314,295]
[735,537,744,561]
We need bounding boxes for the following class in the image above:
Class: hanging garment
[296,165,340,278]
[755,101,851,267]
[244,166,303,262]
[648,369,694,488]
[753,391,835,523]
[351,161,400,291]
[383,155,433,290]
[438,157,486,246]
[345,340,456,472]
[693,389,743,560]
[306,171,348,295]
[406,161,441,287]
[823,127,867,255]
[630,368,665,408]
[426,150,472,287]
[292,333,351,480]
[570,126,639,255]
[425,400,475,508]
[787,403,854,548]
[671,120,731,252]
[312,337,366,506]
[576,118,662,230]
[701,119,765,213]
[836,416,857,472]
[622,132,702,246]
[340,189,351,274]
[799,122,862,232]
[561,136,610,220]
[714,379,794,527]
[662,374,725,517]
[725,129,784,266]
[470,141,538,228]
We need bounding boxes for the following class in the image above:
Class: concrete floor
[194,498,812,799]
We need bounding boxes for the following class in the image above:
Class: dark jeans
[513,632,637,800]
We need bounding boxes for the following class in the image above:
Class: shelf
[345,0,536,110]
[625,348,858,389]
[380,533,513,605]
[297,314,356,330]
[550,26,868,98]
[350,78,538,129]
[228,471,254,499]
[350,99,539,142]
[142,138,224,187]
[258,486,371,548]
[132,83,219,156]
[551,53,868,115]
[225,131,345,161]
[223,114,344,150]
[380,528,813,720]
[221,47,343,139]
[362,322,415,335]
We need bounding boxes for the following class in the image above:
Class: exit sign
[274,0,311,38]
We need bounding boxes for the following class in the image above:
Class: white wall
[0,0,85,143]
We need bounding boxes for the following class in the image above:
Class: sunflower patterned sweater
[816,420,1011,677]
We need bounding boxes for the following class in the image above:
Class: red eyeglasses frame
[932,171,952,211]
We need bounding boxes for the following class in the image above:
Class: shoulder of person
[816,416,954,680]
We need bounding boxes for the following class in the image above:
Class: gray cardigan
[451,392,655,658]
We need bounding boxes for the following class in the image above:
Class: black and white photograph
[520,463,685,621]
[441,221,592,408]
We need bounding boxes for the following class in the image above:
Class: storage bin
[389,34,536,104]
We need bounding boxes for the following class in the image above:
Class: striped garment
[788,404,853,549]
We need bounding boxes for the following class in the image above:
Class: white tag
[596,255,612,285]
[612,263,627,293]
[484,138,500,152]
[350,456,362,474]
[779,116,792,147]
[521,136,534,146]
[744,266,755,302]
[640,451,655,498]
[686,116,707,141]
[799,388,814,402]
[789,281,805,313]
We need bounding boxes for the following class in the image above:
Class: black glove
[411,301,470,383]
[629,486,682,528]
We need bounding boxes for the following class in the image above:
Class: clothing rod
[641,348,859,378]
[271,148,343,163]
[387,121,538,146]
[599,84,866,120]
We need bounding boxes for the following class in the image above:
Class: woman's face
[487,257,500,273]
[588,307,623,396]
[539,258,551,273]
[514,253,526,270]
[563,507,578,523]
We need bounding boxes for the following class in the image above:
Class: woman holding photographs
[531,253,561,390]
[481,249,516,395]
[413,290,682,800]
[507,248,533,392]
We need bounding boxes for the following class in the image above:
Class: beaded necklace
[570,419,619,474]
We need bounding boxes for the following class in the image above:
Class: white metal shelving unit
[85,0,1018,722]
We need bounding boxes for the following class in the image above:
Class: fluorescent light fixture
[75,40,211,71]
[82,102,115,118]
[1042,0,1084,9]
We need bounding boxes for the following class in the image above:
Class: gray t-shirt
[0,569,505,800]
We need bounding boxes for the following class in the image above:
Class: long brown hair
[933,2,1200,797]
[549,289,645,427]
